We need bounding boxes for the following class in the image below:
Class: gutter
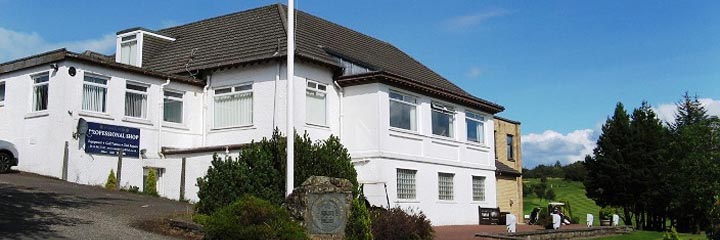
[333,81,344,139]
[202,74,212,146]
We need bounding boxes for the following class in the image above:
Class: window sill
[79,111,114,120]
[394,199,420,204]
[471,200,489,205]
[210,125,255,132]
[305,123,329,130]
[389,127,421,136]
[437,200,458,204]
[0,102,4,107]
[430,134,456,142]
[122,117,153,126]
[25,111,49,119]
[162,122,189,131]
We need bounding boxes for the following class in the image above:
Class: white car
[0,140,18,173]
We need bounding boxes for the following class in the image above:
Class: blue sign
[84,122,140,158]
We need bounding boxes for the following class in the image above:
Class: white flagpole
[286,0,295,197]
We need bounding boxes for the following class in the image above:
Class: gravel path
[0,171,193,240]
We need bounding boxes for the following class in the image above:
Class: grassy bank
[524,178,615,226]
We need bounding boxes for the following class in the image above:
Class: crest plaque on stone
[308,193,347,234]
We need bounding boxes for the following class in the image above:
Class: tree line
[523,160,587,182]
[584,93,720,235]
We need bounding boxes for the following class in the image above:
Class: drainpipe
[202,74,212,146]
[333,81,344,139]
[158,79,170,158]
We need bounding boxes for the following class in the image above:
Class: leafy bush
[545,188,556,201]
[104,169,117,190]
[192,214,210,226]
[196,129,359,214]
[204,195,307,240]
[346,190,373,240]
[144,168,158,196]
[599,206,613,220]
[370,207,433,240]
[522,182,533,197]
[663,227,680,240]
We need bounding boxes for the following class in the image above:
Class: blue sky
[1,0,719,167]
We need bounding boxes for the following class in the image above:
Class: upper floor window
[120,35,138,66]
[214,83,253,128]
[507,134,515,160]
[306,80,327,126]
[438,172,454,201]
[163,90,184,124]
[389,91,417,131]
[82,75,108,113]
[125,82,148,119]
[431,101,455,137]
[397,168,417,200]
[466,111,485,144]
[0,81,5,104]
[32,73,49,112]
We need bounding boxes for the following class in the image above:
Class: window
[82,75,108,113]
[438,172,454,201]
[125,83,148,118]
[472,176,486,201]
[120,35,138,66]
[32,73,49,112]
[507,134,514,160]
[432,101,455,137]
[163,91,183,124]
[397,169,417,200]
[466,111,485,143]
[214,84,253,128]
[306,80,327,126]
[0,81,5,103]
[389,91,417,131]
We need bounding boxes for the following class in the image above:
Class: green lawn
[595,230,707,240]
[524,178,616,226]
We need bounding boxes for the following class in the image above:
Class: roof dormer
[115,28,174,67]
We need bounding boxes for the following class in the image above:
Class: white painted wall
[0,59,500,226]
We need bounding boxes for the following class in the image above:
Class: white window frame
[466,111,485,144]
[472,176,486,202]
[213,83,253,128]
[82,74,109,113]
[163,90,184,124]
[397,168,417,200]
[31,72,50,112]
[389,90,418,131]
[305,80,327,126]
[0,81,6,106]
[120,34,138,66]
[124,81,149,119]
[431,101,455,138]
[438,172,455,201]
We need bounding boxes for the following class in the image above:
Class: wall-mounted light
[49,63,58,72]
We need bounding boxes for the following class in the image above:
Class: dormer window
[120,35,138,66]
[335,56,372,76]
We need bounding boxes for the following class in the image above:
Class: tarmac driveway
[0,171,193,239]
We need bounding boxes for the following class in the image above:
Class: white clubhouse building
[0,4,507,225]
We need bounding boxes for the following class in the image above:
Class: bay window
[466,111,485,143]
[163,91,183,124]
[431,101,455,137]
[306,80,327,126]
[214,83,253,128]
[125,83,148,118]
[82,75,108,113]
[32,73,50,112]
[389,91,417,131]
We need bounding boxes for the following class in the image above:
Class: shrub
[599,206,613,220]
[105,169,117,190]
[545,188,556,201]
[346,190,373,240]
[144,168,158,196]
[204,195,307,240]
[663,227,680,240]
[196,129,360,215]
[522,183,533,197]
[370,207,433,240]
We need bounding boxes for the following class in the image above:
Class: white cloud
[0,27,115,62]
[444,9,508,31]
[653,98,720,125]
[522,129,597,168]
[466,66,483,78]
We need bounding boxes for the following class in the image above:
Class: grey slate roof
[495,160,522,176]
[140,4,502,112]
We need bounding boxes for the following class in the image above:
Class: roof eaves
[494,116,521,125]
[336,71,505,114]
